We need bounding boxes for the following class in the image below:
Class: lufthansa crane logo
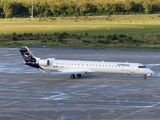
[24,52,31,60]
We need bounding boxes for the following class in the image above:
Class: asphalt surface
[0,47,160,120]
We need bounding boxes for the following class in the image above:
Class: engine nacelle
[39,60,49,66]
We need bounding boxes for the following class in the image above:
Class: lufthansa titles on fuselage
[117,64,130,67]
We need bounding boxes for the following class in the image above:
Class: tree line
[0,0,160,18]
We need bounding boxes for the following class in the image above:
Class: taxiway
[0,48,160,120]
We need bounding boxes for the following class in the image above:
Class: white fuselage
[20,46,154,79]
[39,59,154,75]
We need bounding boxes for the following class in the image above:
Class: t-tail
[19,46,40,69]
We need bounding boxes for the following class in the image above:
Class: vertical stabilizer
[20,46,36,63]
[19,46,40,69]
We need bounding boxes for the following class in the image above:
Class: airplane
[19,46,154,80]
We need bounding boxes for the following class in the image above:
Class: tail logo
[24,52,31,61]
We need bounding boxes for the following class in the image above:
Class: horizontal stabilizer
[39,68,48,74]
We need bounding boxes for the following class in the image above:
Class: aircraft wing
[57,69,92,75]
[39,68,92,75]
[50,71,86,75]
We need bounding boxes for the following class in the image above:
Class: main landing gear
[70,74,75,79]
[70,74,82,79]
[77,74,82,78]
[143,74,147,80]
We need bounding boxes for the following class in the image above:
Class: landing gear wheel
[77,74,82,78]
[143,74,147,80]
[70,74,75,79]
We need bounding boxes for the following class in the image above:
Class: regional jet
[20,46,154,80]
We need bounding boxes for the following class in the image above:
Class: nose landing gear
[143,74,147,80]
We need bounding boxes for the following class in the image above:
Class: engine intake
[39,60,49,66]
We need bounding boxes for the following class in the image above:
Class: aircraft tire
[77,74,82,78]
[70,74,75,79]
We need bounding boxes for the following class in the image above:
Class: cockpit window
[138,66,147,68]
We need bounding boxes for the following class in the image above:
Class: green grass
[0,15,160,49]
[0,22,160,36]
[0,15,160,36]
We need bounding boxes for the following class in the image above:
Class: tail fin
[19,46,37,63]
[20,46,47,70]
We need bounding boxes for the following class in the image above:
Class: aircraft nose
[151,70,154,74]
[147,69,154,76]
[149,69,154,74]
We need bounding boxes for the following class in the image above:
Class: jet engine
[39,60,49,66]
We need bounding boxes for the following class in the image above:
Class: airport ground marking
[0,108,17,114]
[0,102,17,108]
[116,98,121,107]
[114,102,160,120]
[153,95,160,98]
[146,96,153,105]
[14,111,52,120]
